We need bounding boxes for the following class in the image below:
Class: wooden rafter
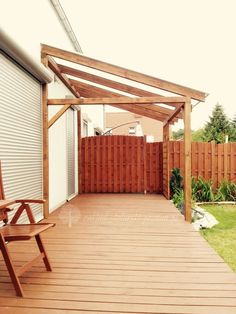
[111,104,176,123]
[47,57,80,98]
[74,84,173,122]
[58,64,181,108]
[41,44,207,102]
[78,88,174,122]
[47,96,186,106]
[70,79,181,119]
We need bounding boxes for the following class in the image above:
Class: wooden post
[183,98,192,222]
[41,53,49,218]
[143,135,147,194]
[163,123,170,199]
[77,110,82,194]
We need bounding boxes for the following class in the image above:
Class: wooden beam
[41,53,49,218]
[58,64,181,108]
[163,103,184,126]
[47,57,80,98]
[47,96,186,106]
[70,79,181,119]
[41,44,207,101]
[111,104,168,122]
[183,98,192,223]
[48,105,71,128]
[74,83,172,122]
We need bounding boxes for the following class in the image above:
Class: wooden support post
[41,53,49,218]
[163,123,170,142]
[143,136,147,194]
[183,98,192,222]
[163,123,170,199]
[77,110,82,194]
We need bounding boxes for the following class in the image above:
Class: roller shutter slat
[0,53,43,222]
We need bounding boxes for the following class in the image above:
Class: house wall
[48,71,78,211]
[81,105,104,136]
[106,112,163,142]
[0,1,104,212]
[0,1,74,59]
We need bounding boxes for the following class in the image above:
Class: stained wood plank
[0,194,235,313]
[58,63,188,110]
[41,44,207,101]
[77,111,82,193]
[183,99,192,222]
[48,105,71,128]
[41,54,49,218]
[47,96,187,106]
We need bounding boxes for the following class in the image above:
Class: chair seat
[0,223,55,241]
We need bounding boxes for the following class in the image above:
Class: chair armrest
[15,199,45,204]
[0,207,13,225]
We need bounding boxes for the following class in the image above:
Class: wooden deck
[0,194,236,313]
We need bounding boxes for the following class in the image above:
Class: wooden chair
[0,161,55,297]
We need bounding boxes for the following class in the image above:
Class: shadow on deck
[0,194,236,313]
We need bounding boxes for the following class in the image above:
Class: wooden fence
[80,136,163,193]
[80,138,236,196]
[168,141,236,189]
[146,142,163,193]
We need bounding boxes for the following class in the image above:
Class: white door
[0,52,43,222]
[66,108,76,199]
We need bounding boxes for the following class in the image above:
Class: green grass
[200,204,236,272]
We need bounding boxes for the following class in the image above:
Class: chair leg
[35,234,52,271]
[0,234,24,297]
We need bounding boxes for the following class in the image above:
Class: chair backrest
[0,161,6,200]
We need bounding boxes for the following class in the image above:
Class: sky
[60,0,236,130]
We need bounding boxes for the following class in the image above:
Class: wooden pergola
[41,44,208,222]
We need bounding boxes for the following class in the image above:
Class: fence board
[81,136,162,193]
[81,138,236,194]
[166,141,236,189]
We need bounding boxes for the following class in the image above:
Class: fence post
[211,141,216,190]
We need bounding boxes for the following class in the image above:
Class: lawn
[200,204,236,272]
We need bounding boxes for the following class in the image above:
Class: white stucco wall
[48,71,78,212]
[0,1,103,212]
[0,0,74,60]
[81,105,104,136]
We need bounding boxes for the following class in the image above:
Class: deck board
[0,194,235,313]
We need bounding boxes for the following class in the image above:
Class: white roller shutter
[66,108,75,199]
[0,52,43,222]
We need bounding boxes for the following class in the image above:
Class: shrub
[172,189,184,214]
[216,180,236,201]
[170,169,236,210]
[191,177,214,202]
[170,168,183,197]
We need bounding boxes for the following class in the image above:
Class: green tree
[203,103,232,143]
[172,129,184,140]
[230,114,236,142]
[192,128,205,142]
